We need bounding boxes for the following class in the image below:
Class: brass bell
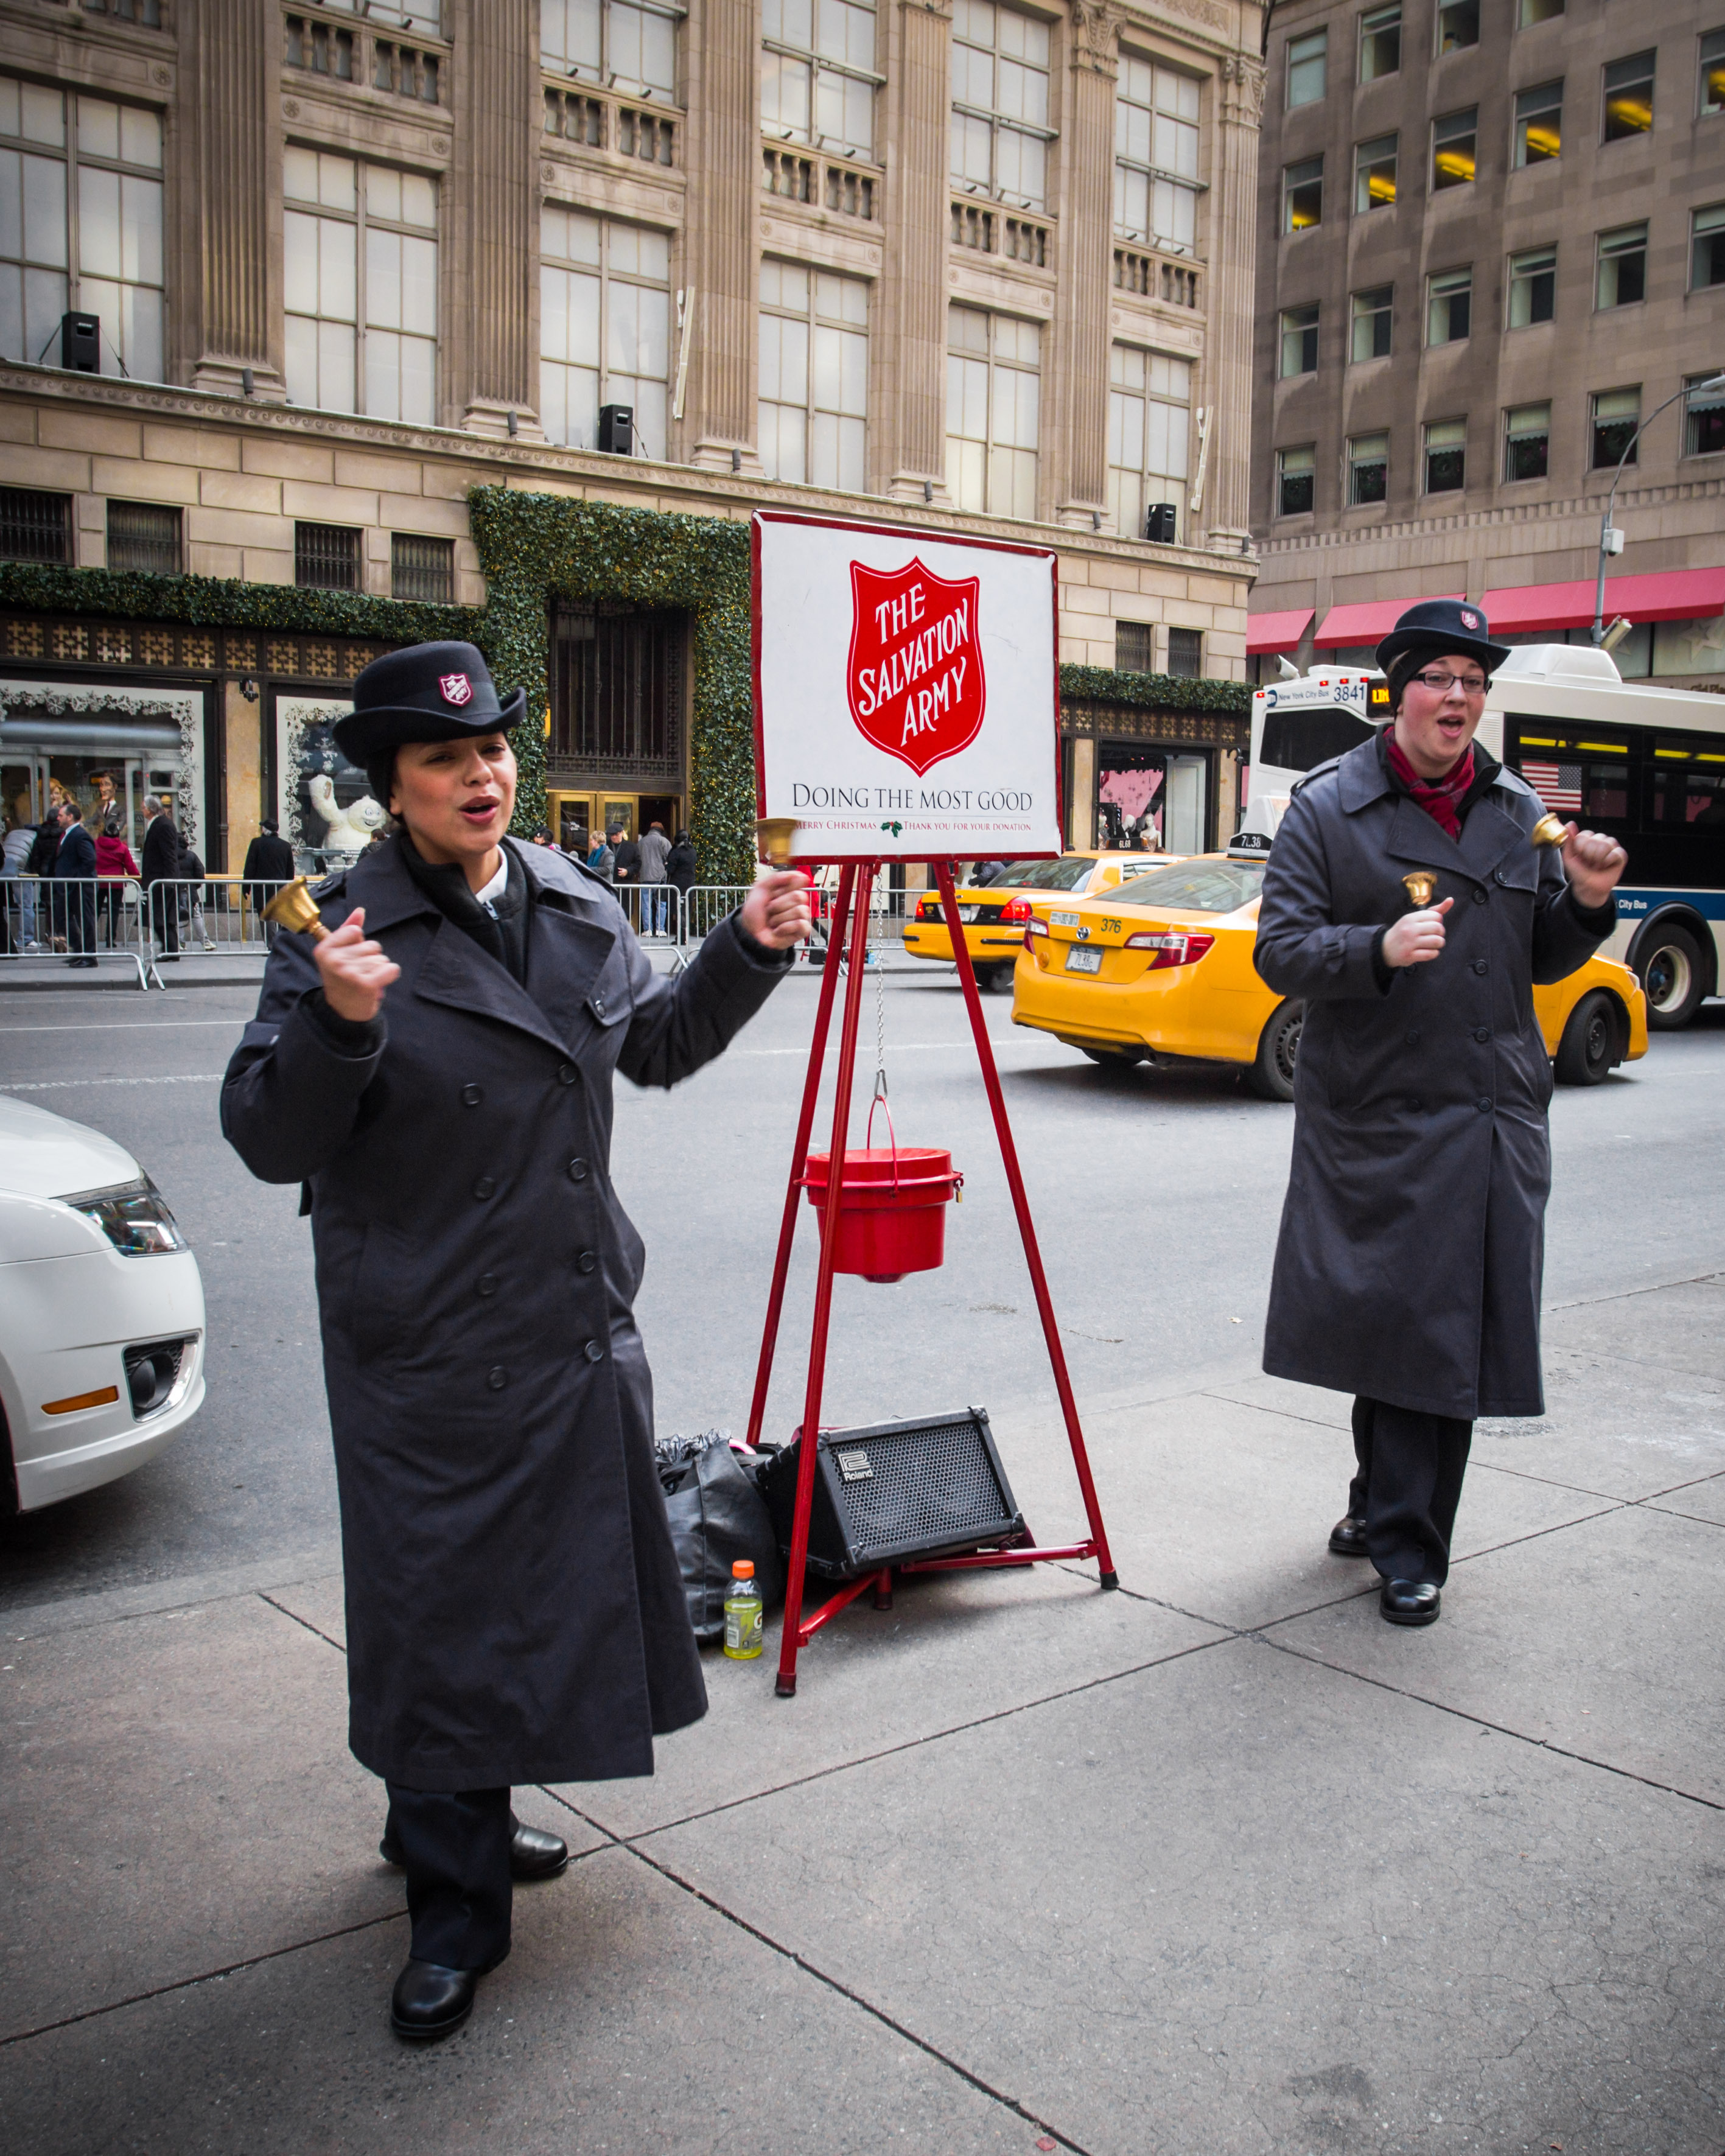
[754,817,802,867]
[1530,813,1567,849]
[260,877,331,941]
[1401,870,1438,909]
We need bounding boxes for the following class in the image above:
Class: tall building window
[945,304,1038,520]
[1702,31,1725,117]
[1693,204,1725,290]
[295,522,360,592]
[951,0,1051,212]
[539,206,670,454]
[1437,0,1478,53]
[1514,82,1562,165]
[1424,418,1466,492]
[1432,107,1477,188]
[0,76,163,380]
[1116,622,1153,671]
[1351,285,1393,360]
[1354,135,1396,212]
[1426,267,1471,345]
[1276,444,1315,516]
[1595,222,1646,308]
[1591,388,1639,469]
[1348,432,1388,503]
[1286,29,1326,108]
[284,152,436,422]
[1359,6,1400,81]
[1166,627,1203,677]
[1113,57,1200,253]
[1107,345,1191,541]
[758,261,868,491]
[541,0,678,104]
[762,0,876,161]
[1519,0,1562,24]
[1279,303,1319,376]
[107,500,180,573]
[1508,243,1556,325]
[1603,51,1654,141]
[1503,401,1550,479]
[1685,373,1725,456]
[0,486,71,562]
[391,533,454,603]
[1282,156,1322,233]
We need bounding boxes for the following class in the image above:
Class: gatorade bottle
[724,1559,764,1660]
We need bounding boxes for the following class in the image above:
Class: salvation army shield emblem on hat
[439,671,474,707]
[845,558,985,777]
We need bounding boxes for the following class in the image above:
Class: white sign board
[752,511,1062,861]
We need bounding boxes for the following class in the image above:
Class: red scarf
[1384,731,1474,839]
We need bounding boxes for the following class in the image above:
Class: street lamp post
[1592,373,1725,643]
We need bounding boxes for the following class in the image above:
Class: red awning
[1246,607,1314,654]
[1482,567,1725,634]
[1312,597,1464,649]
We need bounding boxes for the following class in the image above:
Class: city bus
[1238,644,1725,1027]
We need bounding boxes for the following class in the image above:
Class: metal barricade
[144,877,275,971]
[680,886,752,945]
[0,875,152,987]
[609,880,682,947]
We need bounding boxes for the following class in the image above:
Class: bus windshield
[1259,704,1377,772]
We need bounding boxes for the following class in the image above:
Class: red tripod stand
[745,858,1119,1697]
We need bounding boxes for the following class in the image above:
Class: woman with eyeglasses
[1254,599,1626,1626]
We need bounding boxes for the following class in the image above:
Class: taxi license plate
[1065,946,1103,973]
[956,905,979,923]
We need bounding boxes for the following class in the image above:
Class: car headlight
[59,1177,187,1255]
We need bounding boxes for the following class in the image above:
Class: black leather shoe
[390,1959,480,2040]
[1380,1578,1441,1626]
[1328,1514,1370,1557]
[379,1819,569,1881]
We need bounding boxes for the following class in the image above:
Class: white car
[0,1096,205,1511]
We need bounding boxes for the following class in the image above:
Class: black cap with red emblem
[332,640,526,766]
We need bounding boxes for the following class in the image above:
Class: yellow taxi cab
[1012,852,1650,1099]
[901,852,1178,991]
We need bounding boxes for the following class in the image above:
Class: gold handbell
[1530,813,1567,849]
[754,816,802,867]
[261,877,331,941]
[1401,870,1438,908]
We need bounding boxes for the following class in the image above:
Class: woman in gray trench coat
[1254,600,1625,1628]
[222,642,809,2038]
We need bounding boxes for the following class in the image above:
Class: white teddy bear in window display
[307,774,387,855]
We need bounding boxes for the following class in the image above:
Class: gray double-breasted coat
[1254,740,1614,1421]
[221,836,789,1792]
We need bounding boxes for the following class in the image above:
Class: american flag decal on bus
[1520,760,1583,812]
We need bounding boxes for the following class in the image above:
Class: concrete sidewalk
[3,1279,1723,2155]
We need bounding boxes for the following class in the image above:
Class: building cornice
[1258,473,1725,561]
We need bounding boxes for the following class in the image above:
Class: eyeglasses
[1412,668,1488,695]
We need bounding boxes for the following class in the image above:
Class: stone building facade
[1249,0,1725,680]
[0,0,1264,875]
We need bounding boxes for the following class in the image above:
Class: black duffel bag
[659,1437,784,1643]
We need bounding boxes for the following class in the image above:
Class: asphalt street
[2,958,1723,1610]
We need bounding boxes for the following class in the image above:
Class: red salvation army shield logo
[846,558,985,777]
[439,672,474,707]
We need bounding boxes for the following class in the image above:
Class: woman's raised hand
[740,870,813,951]
[313,907,401,1021]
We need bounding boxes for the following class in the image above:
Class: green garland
[0,561,480,643]
[1,533,1249,880]
[466,487,757,883]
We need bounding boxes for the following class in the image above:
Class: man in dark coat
[242,819,296,947]
[220,641,809,2042]
[51,801,98,967]
[1254,599,1626,1626]
[140,795,183,961]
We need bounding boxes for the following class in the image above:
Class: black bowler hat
[1374,597,1511,679]
[332,640,525,767]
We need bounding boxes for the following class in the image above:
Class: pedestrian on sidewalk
[52,799,98,968]
[1254,598,1627,1627]
[25,805,62,950]
[243,819,295,947]
[220,640,810,2045]
[180,841,216,950]
[586,828,614,878]
[94,809,139,949]
[2,803,35,952]
[666,827,696,897]
[638,818,671,934]
[141,795,182,962]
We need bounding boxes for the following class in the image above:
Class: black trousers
[1349,1396,1473,1587]
[147,880,179,954]
[383,1783,513,1971]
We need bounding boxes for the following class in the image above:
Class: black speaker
[758,1408,1023,1581]
[598,404,634,455]
[60,312,100,373]
[1144,502,1177,544]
